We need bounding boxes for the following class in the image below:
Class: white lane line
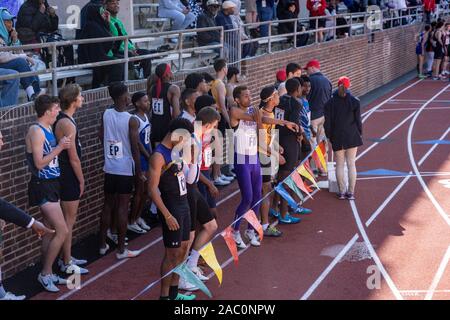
[418,127,450,166]
[407,84,450,226]
[425,246,450,300]
[361,79,423,123]
[299,234,359,300]
[391,99,450,103]
[357,111,416,161]
[59,188,241,300]
[349,201,403,299]
[357,173,450,181]
[375,106,450,111]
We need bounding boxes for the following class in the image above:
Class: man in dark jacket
[16,0,59,44]
[197,0,221,47]
[305,59,332,150]
[0,130,54,300]
[215,1,235,30]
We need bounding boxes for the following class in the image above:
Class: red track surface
[32,79,450,300]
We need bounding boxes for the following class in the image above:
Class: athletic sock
[187,250,200,269]
[0,283,6,299]
[25,86,35,99]
[262,223,269,231]
[169,285,178,300]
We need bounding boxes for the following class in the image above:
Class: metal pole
[178,32,183,71]
[124,35,129,82]
[293,19,297,48]
[220,27,224,58]
[315,17,318,43]
[349,13,353,37]
[237,29,242,69]
[51,43,57,96]
[268,21,272,54]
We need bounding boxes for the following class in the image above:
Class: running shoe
[0,292,26,300]
[190,266,209,281]
[220,174,234,182]
[99,243,110,255]
[38,274,59,293]
[116,249,141,260]
[70,257,87,266]
[245,229,261,247]
[127,223,147,234]
[278,214,301,224]
[175,293,196,300]
[179,278,199,291]
[345,193,355,200]
[291,206,313,215]
[214,177,231,186]
[60,261,89,275]
[269,208,280,218]
[337,193,346,200]
[232,231,247,249]
[263,226,283,237]
[107,230,128,245]
[137,217,151,231]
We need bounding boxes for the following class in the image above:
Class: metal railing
[0,26,224,95]
[0,5,449,96]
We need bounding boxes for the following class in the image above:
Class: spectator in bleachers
[0,68,19,107]
[277,1,309,47]
[197,0,222,50]
[245,0,258,24]
[307,0,326,42]
[105,0,152,79]
[78,4,124,88]
[15,0,58,44]
[423,0,436,24]
[158,0,196,31]
[229,0,258,57]
[79,0,104,36]
[215,1,235,30]
[256,0,275,37]
[325,0,337,41]
[182,0,204,28]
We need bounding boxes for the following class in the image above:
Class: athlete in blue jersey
[129,92,152,234]
[25,95,71,293]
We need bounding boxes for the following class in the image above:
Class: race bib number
[49,156,59,169]
[144,127,151,145]
[152,98,164,115]
[204,146,212,167]
[247,132,258,148]
[274,107,285,121]
[107,141,123,159]
[177,172,187,196]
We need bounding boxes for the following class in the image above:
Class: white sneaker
[127,223,147,234]
[60,261,89,275]
[232,231,247,249]
[116,249,141,260]
[220,174,234,182]
[214,177,231,186]
[178,278,199,291]
[190,266,208,281]
[245,229,261,247]
[0,292,26,300]
[99,243,110,255]
[70,257,87,266]
[51,274,69,285]
[107,230,128,245]
[38,274,59,293]
[137,217,151,231]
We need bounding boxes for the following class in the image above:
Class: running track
[32,79,450,300]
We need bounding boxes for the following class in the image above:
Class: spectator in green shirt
[105,0,153,78]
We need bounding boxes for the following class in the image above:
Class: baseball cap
[337,76,351,89]
[304,59,320,70]
[222,1,237,9]
[206,0,221,6]
[276,70,287,82]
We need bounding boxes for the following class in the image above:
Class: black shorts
[197,170,217,209]
[310,17,326,29]
[28,177,60,207]
[104,173,134,195]
[60,166,81,201]
[279,136,299,172]
[259,154,272,183]
[187,184,214,231]
[434,46,445,60]
[159,198,191,248]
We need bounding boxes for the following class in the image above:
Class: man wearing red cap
[304,59,331,158]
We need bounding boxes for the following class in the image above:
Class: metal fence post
[51,43,57,96]
[315,17,318,43]
[178,32,183,71]
[124,36,129,82]
[237,28,242,69]
[220,27,225,58]
[293,19,297,48]
[268,21,272,54]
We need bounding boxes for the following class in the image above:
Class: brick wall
[0,23,420,279]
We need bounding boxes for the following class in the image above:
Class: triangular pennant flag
[275,183,298,210]
[312,150,324,172]
[297,164,319,188]
[221,227,238,265]
[199,243,223,285]
[304,182,314,193]
[284,177,305,201]
[244,210,263,242]
[315,146,327,172]
[174,263,212,298]
[303,161,316,179]
[291,171,313,198]
[319,140,327,156]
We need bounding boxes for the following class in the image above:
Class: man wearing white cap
[197,0,222,49]
[215,1,236,30]
[158,0,196,31]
